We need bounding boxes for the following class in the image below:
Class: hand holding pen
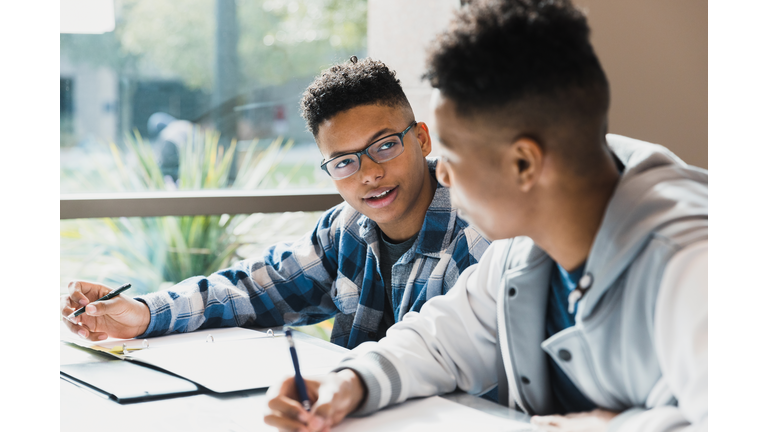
[67,283,132,320]
[60,281,151,341]
[262,329,367,431]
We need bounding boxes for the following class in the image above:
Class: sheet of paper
[333,396,534,432]
[61,324,270,356]
[97,327,271,350]
[127,335,347,392]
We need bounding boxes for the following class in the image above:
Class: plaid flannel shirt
[136,159,490,349]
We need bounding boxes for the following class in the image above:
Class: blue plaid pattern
[136,158,490,349]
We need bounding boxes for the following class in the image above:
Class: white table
[60,329,529,432]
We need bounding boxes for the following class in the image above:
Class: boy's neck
[532,157,621,272]
[378,167,438,243]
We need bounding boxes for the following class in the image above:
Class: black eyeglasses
[320,121,417,180]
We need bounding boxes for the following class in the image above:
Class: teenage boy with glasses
[61,57,490,351]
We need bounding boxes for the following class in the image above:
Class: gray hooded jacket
[339,135,708,432]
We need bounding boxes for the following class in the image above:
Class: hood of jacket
[577,134,708,319]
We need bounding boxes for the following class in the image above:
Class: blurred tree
[60,0,367,91]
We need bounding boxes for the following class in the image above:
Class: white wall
[367,0,460,130]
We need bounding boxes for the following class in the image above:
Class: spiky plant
[62,127,308,293]
[61,127,335,340]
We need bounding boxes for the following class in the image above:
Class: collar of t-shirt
[377,231,419,330]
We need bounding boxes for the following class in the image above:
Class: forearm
[136,255,340,338]
[134,261,286,337]
[135,273,253,337]
[134,210,345,338]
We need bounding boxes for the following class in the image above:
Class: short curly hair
[300,57,411,136]
[425,0,609,120]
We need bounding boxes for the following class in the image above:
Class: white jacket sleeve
[335,241,509,415]
[609,240,708,432]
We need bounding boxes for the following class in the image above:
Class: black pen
[284,328,312,411]
[68,283,132,320]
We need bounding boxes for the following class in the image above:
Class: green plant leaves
[61,127,312,293]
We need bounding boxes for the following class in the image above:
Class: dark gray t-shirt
[377,231,419,336]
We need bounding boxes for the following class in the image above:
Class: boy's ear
[507,137,543,193]
[416,122,432,157]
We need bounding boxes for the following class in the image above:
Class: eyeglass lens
[326,136,404,179]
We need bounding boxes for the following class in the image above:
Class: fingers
[61,312,83,335]
[65,281,110,321]
[275,376,299,399]
[309,369,364,427]
[265,377,327,432]
[267,394,311,424]
[265,396,325,432]
[530,415,563,431]
[60,316,108,341]
[82,297,123,317]
[311,403,341,430]
[311,393,351,429]
[60,294,80,321]
[262,413,310,432]
[71,325,109,341]
[67,281,111,304]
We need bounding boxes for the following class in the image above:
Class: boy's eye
[377,141,396,151]
[335,158,353,169]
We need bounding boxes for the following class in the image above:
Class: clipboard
[61,360,200,403]
[61,326,349,394]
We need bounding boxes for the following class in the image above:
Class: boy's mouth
[363,186,398,208]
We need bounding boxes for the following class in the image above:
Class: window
[60,1,366,330]
[60,0,367,194]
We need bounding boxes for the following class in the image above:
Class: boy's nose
[359,154,384,183]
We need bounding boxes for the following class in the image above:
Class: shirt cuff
[332,351,403,417]
[134,294,170,339]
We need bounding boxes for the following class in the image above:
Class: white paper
[99,327,270,350]
[128,334,347,392]
[333,396,533,432]
[61,324,269,353]
[61,324,346,392]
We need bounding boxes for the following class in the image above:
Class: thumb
[311,385,343,429]
[84,297,126,317]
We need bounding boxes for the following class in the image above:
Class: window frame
[60,189,343,219]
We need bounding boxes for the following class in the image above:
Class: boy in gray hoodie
[264,1,707,431]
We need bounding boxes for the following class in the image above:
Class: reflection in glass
[60,0,368,193]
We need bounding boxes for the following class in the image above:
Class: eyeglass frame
[320,121,418,180]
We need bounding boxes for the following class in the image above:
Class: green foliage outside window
[61,130,334,339]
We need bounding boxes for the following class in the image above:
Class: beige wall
[368,0,707,169]
[575,0,708,169]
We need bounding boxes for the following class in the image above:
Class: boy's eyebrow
[328,126,397,159]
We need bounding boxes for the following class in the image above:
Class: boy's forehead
[433,94,509,153]
[433,97,474,151]
[315,104,411,155]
